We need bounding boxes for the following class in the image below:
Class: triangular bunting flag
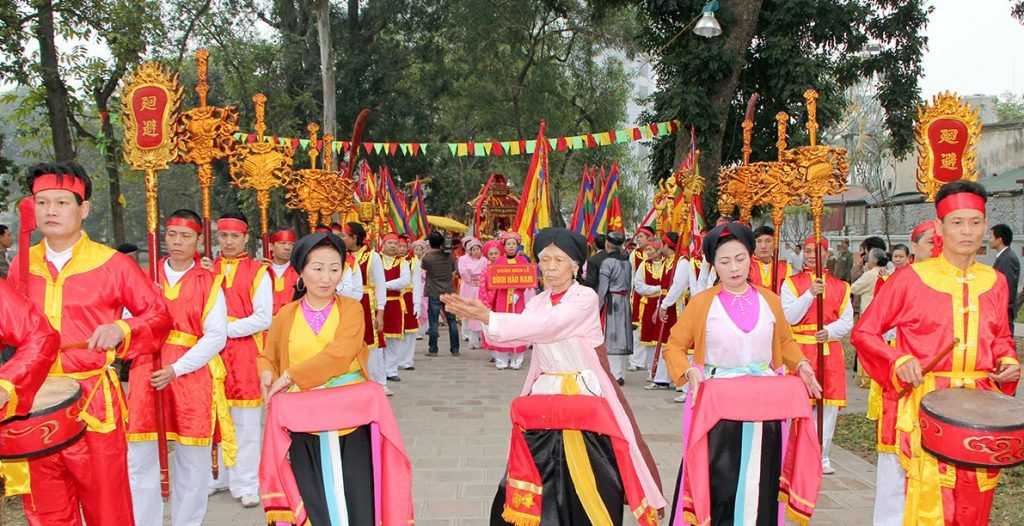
[234,132,244,141]
[457,143,469,156]
[388,143,399,156]
[448,143,458,156]
[474,142,486,156]
[649,123,659,136]
[526,140,537,154]
[482,142,493,155]
[585,134,597,148]
[508,141,521,156]
[374,142,386,154]
[363,142,374,154]
[597,132,612,146]
[419,143,428,155]
[247,133,257,143]
[631,127,642,140]
[491,141,503,156]
[669,120,679,133]
[299,139,310,150]
[568,136,583,150]
[615,129,629,143]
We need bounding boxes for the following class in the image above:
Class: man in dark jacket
[582,233,608,290]
[991,224,1020,333]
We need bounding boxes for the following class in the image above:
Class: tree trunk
[35,0,76,161]
[97,107,126,245]
[673,0,763,215]
[315,0,336,137]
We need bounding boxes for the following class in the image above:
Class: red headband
[343,224,354,236]
[32,173,86,199]
[804,235,829,251]
[382,233,400,243]
[636,226,655,237]
[910,221,936,242]
[216,218,248,233]
[936,192,986,219]
[661,234,676,249]
[166,217,202,233]
[270,230,297,243]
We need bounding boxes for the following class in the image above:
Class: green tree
[996,93,1024,123]
[600,0,930,220]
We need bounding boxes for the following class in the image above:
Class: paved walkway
[200,332,876,525]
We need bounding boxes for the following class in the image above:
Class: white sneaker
[383,386,395,397]
[240,494,260,508]
[208,486,227,497]
[674,393,688,403]
[496,362,509,370]
[511,358,524,370]
[627,365,642,372]
[822,462,835,475]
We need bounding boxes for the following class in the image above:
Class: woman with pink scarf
[477,239,503,361]
[477,232,532,369]
[457,237,488,348]
[443,227,665,525]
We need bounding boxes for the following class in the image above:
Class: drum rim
[920,389,1024,433]
[0,427,86,460]
[7,382,83,423]
[922,443,1024,470]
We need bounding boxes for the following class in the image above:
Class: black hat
[533,227,588,265]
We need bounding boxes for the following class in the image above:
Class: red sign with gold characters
[121,62,182,172]
[486,263,538,289]
[916,92,982,201]
[130,86,170,149]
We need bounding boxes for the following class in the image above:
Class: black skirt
[287,425,375,525]
[668,419,782,526]
[490,429,625,525]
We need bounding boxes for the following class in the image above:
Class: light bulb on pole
[694,0,723,38]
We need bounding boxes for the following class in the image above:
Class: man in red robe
[852,181,1020,525]
[205,212,272,507]
[127,209,231,526]
[750,225,792,291]
[8,162,172,526]
[380,232,412,388]
[0,278,60,419]
[781,235,853,475]
[339,222,389,393]
[265,228,299,314]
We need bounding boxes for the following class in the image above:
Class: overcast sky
[920,0,1024,97]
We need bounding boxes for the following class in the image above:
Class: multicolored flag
[356,161,375,202]
[672,127,705,257]
[511,121,552,254]
[380,165,410,234]
[569,164,596,237]
[407,178,430,239]
[589,162,622,239]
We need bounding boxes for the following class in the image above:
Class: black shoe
[402,366,415,371]
[488,357,496,363]
[616,377,625,386]
[387,376,401,382]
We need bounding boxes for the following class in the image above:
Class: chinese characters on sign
[926,118,969,183]
[130,85,170,149]
[915,92,982,201]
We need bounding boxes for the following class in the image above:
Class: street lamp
[694,0,722,38]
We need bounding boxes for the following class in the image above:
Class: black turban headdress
[702,222,755,263]
[532,227,588,266]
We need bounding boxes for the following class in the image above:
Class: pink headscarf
[463,237,483,251]
[482,240,502,260]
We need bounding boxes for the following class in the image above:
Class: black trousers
[490,429,624,525]
[288,425,375,525]
[668,419,782,525]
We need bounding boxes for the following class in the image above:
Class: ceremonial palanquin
[471,173,520,238]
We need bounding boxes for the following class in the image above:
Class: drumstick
[60,341,89,350]
[897,338,958,397]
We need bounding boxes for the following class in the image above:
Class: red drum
[919,388,1024,469]
[0,377,86,459]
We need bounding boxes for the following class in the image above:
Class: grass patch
[833,413,1024,524]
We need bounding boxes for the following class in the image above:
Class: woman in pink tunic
[442,227,665,525]
[478,232,531,369]
[477,240,503,361]
[457,238,487,348]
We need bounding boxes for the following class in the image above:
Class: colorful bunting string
[230,120,680,159]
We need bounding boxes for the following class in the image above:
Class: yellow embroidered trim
[0,460,30,496]
[227,398,262,408]
[209,355,237,466]
[126,432,212,445]
[508,478,543,495]
[0,379,19,420]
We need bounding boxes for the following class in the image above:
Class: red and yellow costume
[268,230,299,315]
[783,269,851,407]
[854,254,1019,525]
[0,278,60,419]
[127,260,234,452]
[636,256,677,345]
[629,247,647,328]
[381,255,410,338]
[8,233,171,526]
[750,257,792,291]
[213,254,268,406]
[354,245,385,349]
